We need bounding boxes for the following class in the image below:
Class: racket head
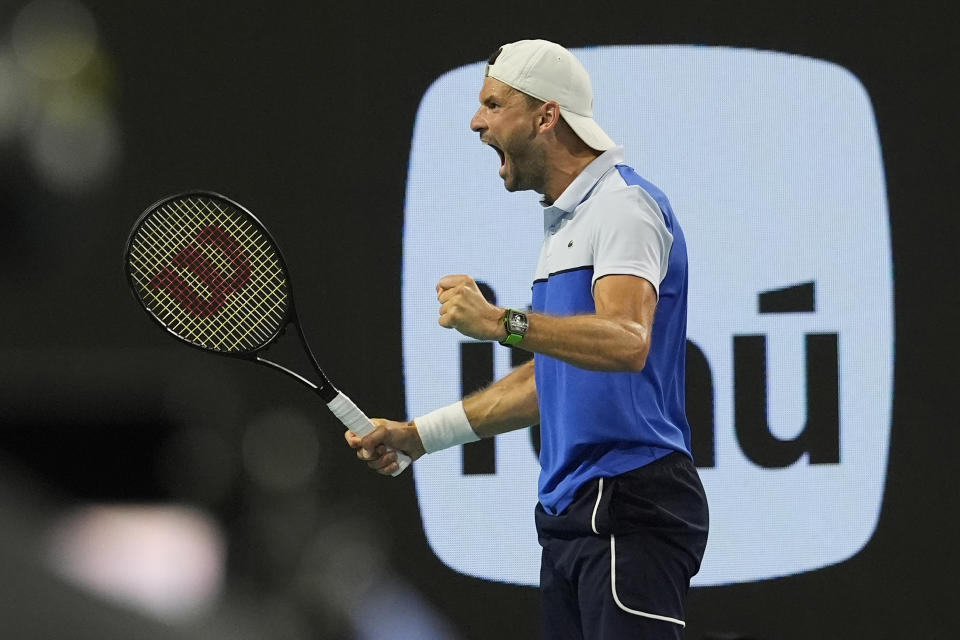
[124,191,294,355]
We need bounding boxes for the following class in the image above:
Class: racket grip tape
[326,392,412,476]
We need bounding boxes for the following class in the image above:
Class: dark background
[0,1,957,638]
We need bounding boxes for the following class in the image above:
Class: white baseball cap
[485,39,616,151]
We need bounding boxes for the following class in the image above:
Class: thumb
[359,419,391,457]
[344,430,362,448]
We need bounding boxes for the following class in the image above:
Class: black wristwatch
[499,309,529,346]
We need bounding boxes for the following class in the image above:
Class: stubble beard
[504,144,547,195]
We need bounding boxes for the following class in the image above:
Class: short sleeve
[589,186,674,298]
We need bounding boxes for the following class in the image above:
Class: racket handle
[327,392,412,476]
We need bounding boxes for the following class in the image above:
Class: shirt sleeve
[589,186,674,298]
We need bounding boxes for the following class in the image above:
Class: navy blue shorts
[535,452,709,640]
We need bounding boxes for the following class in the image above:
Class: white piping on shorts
[609,534,686,627]
[591,477,604,535]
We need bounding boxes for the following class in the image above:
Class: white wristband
[414,401,479,453]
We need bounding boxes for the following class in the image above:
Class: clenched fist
[436,274,506,341]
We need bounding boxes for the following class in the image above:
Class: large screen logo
[402,46,892,586]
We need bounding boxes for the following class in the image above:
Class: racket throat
[254,356,338,402]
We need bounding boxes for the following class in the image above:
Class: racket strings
[150,199,284,347]
[127,196,289,353]
[132,200,283,350]
[130,202,263,347]
[146,203,282,350]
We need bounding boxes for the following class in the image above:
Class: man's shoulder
[579,174,667,228]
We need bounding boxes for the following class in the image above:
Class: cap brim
[560,109,616,151]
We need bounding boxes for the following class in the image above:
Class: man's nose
[470,109,485,133]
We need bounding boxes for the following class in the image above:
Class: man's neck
[542,148,602,205]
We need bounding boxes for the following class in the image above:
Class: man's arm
[344,359,538,475]
[463,358,538,437]
[437,273,657,372]
[344,272,655,475]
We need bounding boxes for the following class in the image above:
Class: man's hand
[436,274,505,341]
[344,418,426,476]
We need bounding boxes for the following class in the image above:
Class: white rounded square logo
[402,45,892,586]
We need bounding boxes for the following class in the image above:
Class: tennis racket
[124,191,411,476]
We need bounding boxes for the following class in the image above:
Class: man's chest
[534,212,595,279]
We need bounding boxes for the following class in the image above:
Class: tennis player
[346,39,709,639]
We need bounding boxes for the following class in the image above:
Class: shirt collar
[541,146,625,233]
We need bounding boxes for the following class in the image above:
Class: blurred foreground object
[46,505,226,622]
[1,0,120,195]
[0,463,198,640]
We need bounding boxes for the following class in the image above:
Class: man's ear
[538,101,562,132]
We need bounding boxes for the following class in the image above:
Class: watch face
[509,311,528,334]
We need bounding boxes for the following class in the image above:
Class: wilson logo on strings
[149,225,252,318]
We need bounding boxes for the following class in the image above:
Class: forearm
[463,359,539,437]
[516,312,649,372]
[436,273,652,375]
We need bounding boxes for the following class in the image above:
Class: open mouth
[484,139,505,166]
[493,145,505,166]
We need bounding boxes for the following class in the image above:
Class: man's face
[469,77,546,193]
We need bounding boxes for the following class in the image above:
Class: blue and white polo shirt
[532,146,693,515]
